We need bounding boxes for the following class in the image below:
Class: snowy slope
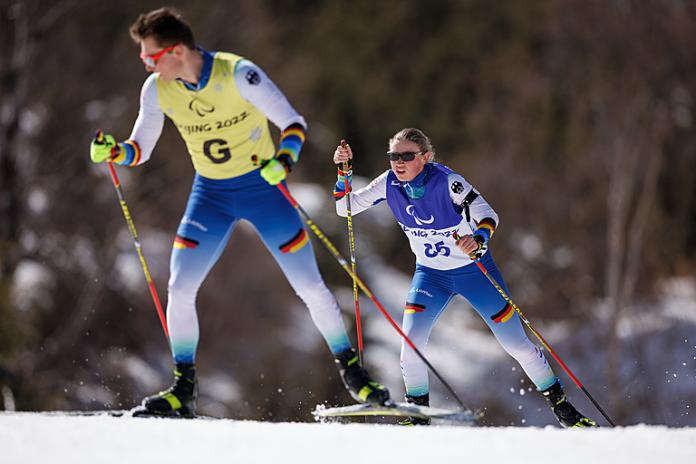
[1,412,694,464]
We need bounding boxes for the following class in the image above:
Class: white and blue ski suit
[335,162,557,397]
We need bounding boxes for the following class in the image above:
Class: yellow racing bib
[156,52,275,179]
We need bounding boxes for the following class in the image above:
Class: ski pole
[467,250,616,426]
[96,131,169,340]
[275,182,470,411]
[340,139,364,365]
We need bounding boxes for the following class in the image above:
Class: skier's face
[388,140,431,182]
[139,37,183,81]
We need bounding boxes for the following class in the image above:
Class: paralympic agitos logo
[405,205,434,226]
[188,98,215,117]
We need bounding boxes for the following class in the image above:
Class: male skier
[90,7,389,417]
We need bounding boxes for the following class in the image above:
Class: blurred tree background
[1,0,695,425]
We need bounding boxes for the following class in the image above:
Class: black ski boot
[541,380,597,428]
[334,349,391,406]
[399,393,431,426]
[132,363,198,418]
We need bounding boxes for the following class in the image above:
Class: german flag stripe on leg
[174,236,199,250]
[491,303,514,323]
[404,302,426,314]
[279,229,308,254]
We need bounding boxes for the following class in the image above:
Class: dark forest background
[1,0,695,426]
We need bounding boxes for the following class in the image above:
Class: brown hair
[129,7,195,49]
[389,128,436,161]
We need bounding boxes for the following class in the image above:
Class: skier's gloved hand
[333,140,353,198]
[454,232,488,259]
[471,233,488,259]
[90,131,116,163]
[333,139,353,166]
[259,156,291,185]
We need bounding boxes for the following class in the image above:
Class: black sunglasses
[387,151,423,161]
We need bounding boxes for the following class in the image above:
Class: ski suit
[335,162,556,397]
[121,49,352,362]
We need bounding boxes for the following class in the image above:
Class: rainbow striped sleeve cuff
[111,140,142,167]
[333,164,352,200]
[474,218,497,242]
[276,123,306,165]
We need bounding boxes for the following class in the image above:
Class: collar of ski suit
[400,163,433,200]
[179,47,214,91]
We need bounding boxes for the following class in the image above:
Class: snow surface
[1,412,694,464]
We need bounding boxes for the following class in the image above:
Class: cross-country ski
[312,402,480,424]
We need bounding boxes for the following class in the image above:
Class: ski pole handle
[340,139,351,194]
[452,231,483,260]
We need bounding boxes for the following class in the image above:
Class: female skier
[331,128,596,428]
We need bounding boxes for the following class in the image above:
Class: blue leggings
[401,252,556,397]
[166,171,351,363]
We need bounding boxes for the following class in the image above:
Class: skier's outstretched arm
[332,141,388,217]
[89,74,164,166]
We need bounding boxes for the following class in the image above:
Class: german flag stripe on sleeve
[333,166,352,200]
[279,229,308,254]
[124,140,142,166]
[110,144,126,165]
[111,140,142,167]
[281,127,306,142]
[174,236,199,250]
[491,303,514,323]
[476,218,497,235]
[276,123,306,163]
[404,302,426,314]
